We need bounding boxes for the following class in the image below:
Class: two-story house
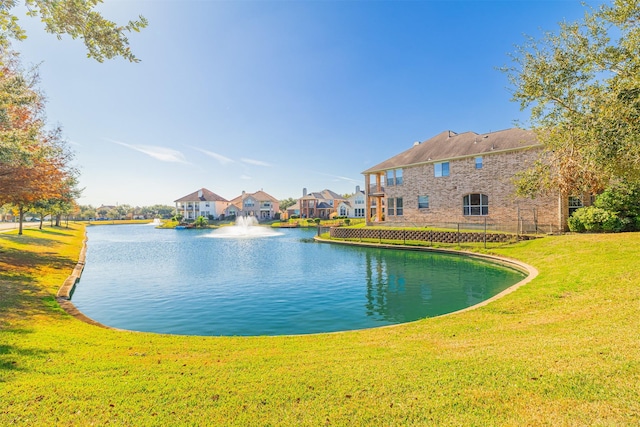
[362,128,571,232]
[174,188,229,221]
[225,190,280,220]
[336,186,366,218]
[299,188,345,219]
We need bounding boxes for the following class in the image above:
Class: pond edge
[53,229,539,334]
[314,236,539,318]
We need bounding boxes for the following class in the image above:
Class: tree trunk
[55,214,61,227]
[18,206,24,235]
[39,214,44,230]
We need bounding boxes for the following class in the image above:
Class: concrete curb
[56,236,87,300]
[56,231,113,330]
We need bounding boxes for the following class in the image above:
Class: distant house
[336,186,366,218]
[174,188,229,221]
[284,201,300,219]
[362,128,571,232]
[224,190,280,221]
[299,188,346,219]
[96,205,116,220]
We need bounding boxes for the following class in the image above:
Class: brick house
[299,188,346,219]
[362,128,574,232]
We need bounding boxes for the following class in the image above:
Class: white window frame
[463,194,488,216]
[434,162,450,177]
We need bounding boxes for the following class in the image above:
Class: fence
[373,219,561,236]
[317,222,540,249]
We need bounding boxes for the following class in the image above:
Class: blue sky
[15,0,588,207]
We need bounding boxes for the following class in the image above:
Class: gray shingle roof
[362,128,539,174]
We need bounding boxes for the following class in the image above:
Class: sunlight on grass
[1,224,639,425]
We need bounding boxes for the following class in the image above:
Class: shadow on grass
[0,246,75,272]
[0,234,60,248]
[0,340,66,380]
[0,242,77,330]
[34,227,74,237]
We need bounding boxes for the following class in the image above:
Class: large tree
[0,0,147,62]
[0,50,44,168]
[0,122,78,234]
[503,0,640,198]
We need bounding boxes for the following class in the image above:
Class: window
[418,195,429,209]
[340,206,347,216]
[395,169,403,185]
[387,198,395,216]
[463,194,488,216]
[475,156,483,169]
[396,198,403,216]
[385,169,403,186]
[568,196,583,215]
[386,170,395,186]
[244,199,254,208]
[434,162,450,177]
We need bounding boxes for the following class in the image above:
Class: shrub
[568,207,624,233]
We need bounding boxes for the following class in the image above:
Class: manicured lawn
[1,224,639,425]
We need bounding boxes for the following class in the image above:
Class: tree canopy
[0,0,147,62]
[503,0,640,197]
[0,48,79,233]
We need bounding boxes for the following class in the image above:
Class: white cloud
[193,147,234,165]
[240,174,252,180]
[240,157,272,167]
[314,171,361,184]
[106,139,189,164]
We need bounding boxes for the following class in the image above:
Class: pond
[71,223,526,336]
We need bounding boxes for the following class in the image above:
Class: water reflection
[364,249,520,322]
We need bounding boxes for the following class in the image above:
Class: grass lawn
[1,224,639,425]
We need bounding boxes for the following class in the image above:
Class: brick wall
[380,147,564,231]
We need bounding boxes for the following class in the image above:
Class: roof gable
[228,190,279,204]
[174,188,229,203]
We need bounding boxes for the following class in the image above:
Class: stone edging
[314,236,539,318]
[56,232,112,329]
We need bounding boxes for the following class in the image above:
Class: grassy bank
[1,224,639,425]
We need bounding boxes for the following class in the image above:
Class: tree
[279,197,297,211]
[194,215,208,228]
[0,51,44,169]
[0,123,76,234]
[0,0,147,62]
[503,0,640,198]
[142,204,175,219]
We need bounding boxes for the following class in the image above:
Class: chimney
[303,188,307,197]
[356,185,360,193]
[198,189,203,198]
